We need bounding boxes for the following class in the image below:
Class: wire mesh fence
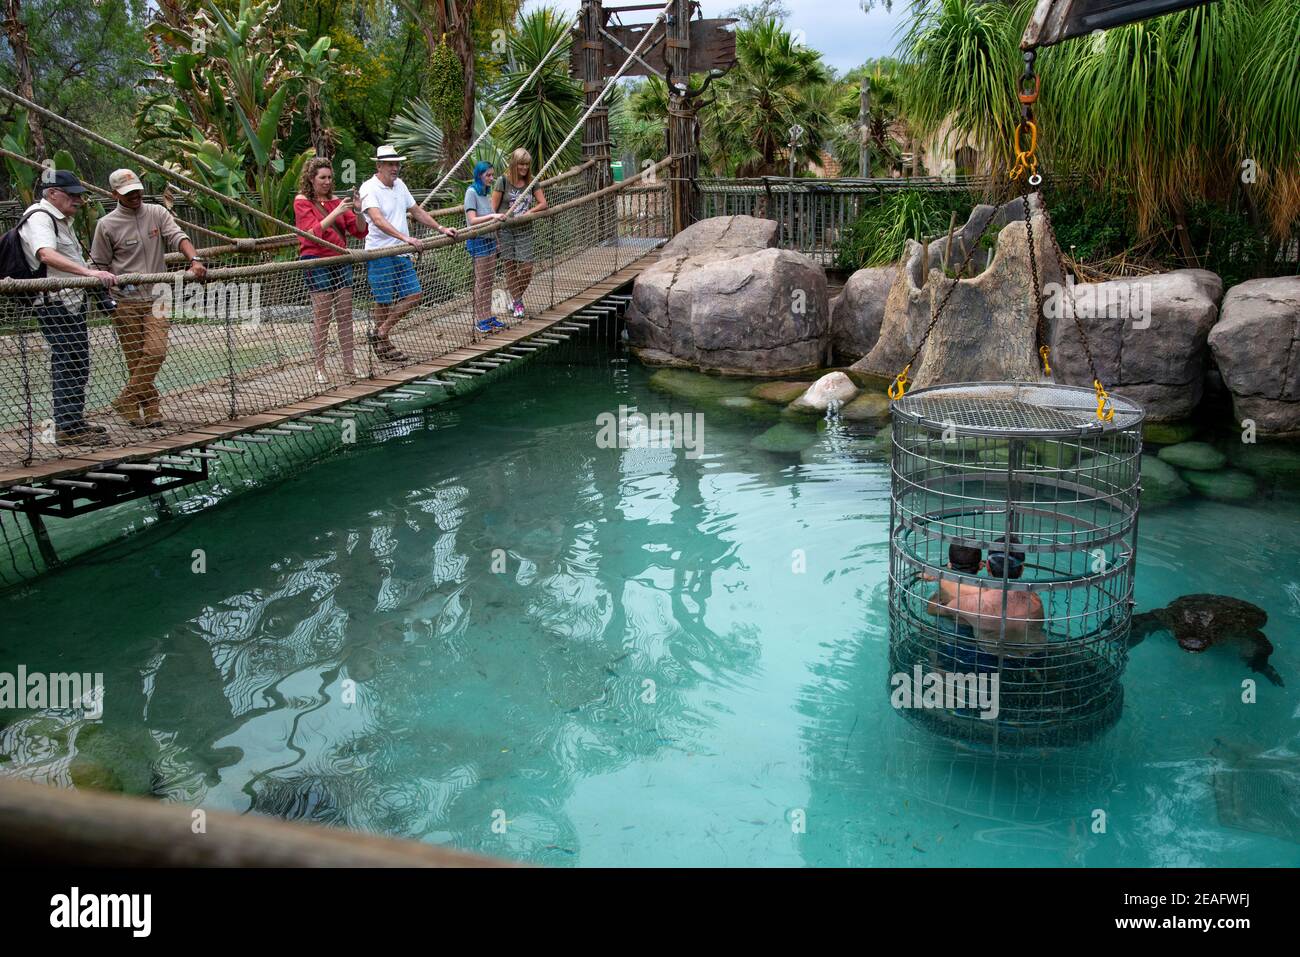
[886,381,1145,750]
[0,163,670,472]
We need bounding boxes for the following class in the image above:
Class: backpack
[0,208,57,281]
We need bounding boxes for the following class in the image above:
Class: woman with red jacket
[295,158,368,383]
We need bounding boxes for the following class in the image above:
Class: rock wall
[1207,276,1300,436]
[1049,270,1223,422]
[851,202,1061,388]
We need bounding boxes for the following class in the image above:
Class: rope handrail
[0,145,235,246]
[0,156,671,292]
[0,84,348,254]
[418,9,583,210]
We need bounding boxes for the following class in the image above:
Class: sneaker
[475,318,496,334]
[487,316,508,330]
[512,300,525,319]
[316,369,327,385]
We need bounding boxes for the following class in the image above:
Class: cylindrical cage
[887,381,1145,750]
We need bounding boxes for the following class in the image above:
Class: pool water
[2,343,1298,867]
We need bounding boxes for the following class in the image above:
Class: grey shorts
[498,224,534,262]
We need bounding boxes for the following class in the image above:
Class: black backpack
[0,208,57,281]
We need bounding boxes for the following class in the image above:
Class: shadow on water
[0,342,771,861]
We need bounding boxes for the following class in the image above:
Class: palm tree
[492,6,583,173]
[706,19,833,176]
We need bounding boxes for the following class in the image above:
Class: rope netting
[0,160,670,470]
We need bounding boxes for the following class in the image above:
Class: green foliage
[1042,185,1136,263]
[427,34,465,132]
[708,19,833,176]
[902,0,1300,241]
[134,0,336,235]
[833,189,976,269]
[1181,200,1277,290]
[899,0,1022,179]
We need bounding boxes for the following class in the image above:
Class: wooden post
[666,0,696,235]
[580,0,615,241]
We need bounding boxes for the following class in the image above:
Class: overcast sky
[524,0,910,74]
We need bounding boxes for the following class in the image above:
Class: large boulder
[627,220,830,375]
[1207,276,1300,437]
[852,201,1062,387]
[1050,269,1222,422]
[658,214,778,262]
[829,266,894,361]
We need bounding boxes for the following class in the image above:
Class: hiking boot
[111,393,144,426]
[56,425,109,447]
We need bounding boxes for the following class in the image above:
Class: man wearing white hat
[357,145,457,363]
[91,168,206,427]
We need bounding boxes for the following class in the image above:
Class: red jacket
[294,196,367,257]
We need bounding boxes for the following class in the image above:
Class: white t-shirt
[18,199,88,308]
[358,175,417,250]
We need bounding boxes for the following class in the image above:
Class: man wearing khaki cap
[91,169,207,427]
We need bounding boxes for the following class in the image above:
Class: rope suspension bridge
[0,1,679,518]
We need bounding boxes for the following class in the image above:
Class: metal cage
[887,381,1145,750]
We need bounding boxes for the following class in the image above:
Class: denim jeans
[36,298,90,431]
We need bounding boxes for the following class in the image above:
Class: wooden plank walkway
[0,252,653,490]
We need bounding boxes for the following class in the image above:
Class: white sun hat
[373,145,407,163]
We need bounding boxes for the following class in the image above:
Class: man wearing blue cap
[18,170,118,446]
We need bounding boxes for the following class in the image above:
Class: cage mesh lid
[892,381,1143,435]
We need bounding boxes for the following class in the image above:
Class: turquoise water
[1,345,1298,866]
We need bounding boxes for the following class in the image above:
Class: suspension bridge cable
[420,9,583,210]
[0,85,348,254]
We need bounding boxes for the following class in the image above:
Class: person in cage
[91,169,207,426]
[492,148,548,321]
[463,161,506,334]
[294,158,369,384]
[18,171,118,446]
[927,536,1046,675]
[357,145,458,363]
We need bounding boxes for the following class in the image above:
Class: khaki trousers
[112,298,168,416]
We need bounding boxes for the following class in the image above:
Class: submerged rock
[1143,421,1197,446]
[840,391,891,423]
[1157,441,1227,471]
[1183,468,1258,501]
[752,421,819,454]
[1140,455,1191,505]
[786,371,859,414]
[648,368,752,401]
[713,395,779,421]
[750,380,810,404]
[1208,276,1300,437]
[1229,442,1300,483]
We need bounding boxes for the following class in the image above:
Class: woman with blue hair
[464,160,505,333]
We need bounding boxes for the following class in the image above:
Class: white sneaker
[316,370,327,385]
[512,300,525,319]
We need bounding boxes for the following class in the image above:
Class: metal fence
[698,176,992,264]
